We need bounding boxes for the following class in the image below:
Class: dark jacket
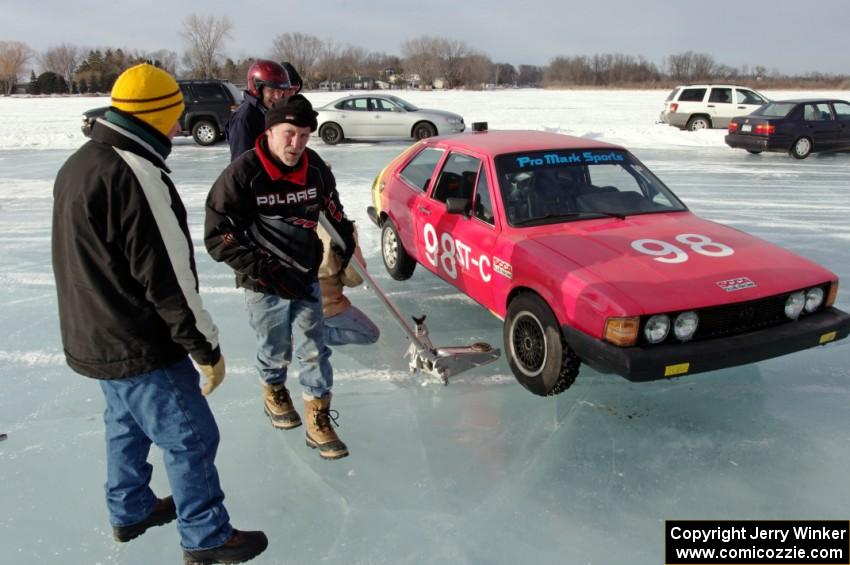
[226,92,266,161]
[51,113,221,379]
[205,137,353,294]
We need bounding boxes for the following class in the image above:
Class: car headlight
[673,311,699,342]
[804,287,824,313]
[446,117,462,124]
[784,291,805,319]
[644,315,670,344]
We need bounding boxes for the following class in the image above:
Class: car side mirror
[392,107,403,112]
[446,197,472,217]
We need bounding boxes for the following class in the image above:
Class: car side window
[472,167,495,225]
[180,84,191,102]
[371,98,395,111]
[678,88,706,102]
[833,102,850,120]
[709,88,732,104]
[191,84,227,102]
[736,89,765,105]
[805,104,833,121]
[399,147,444,192]
[431,152,482,205]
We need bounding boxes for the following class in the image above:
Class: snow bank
[2,89,845,151]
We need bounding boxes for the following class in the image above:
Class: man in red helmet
[226,60,302,161]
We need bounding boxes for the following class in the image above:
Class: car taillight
[728,122,738,132]
[754,123,775,135]
[669,103,679,113]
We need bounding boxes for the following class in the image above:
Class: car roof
[675,84,757,89]
[422,130,625,156]
[766,98,848,104]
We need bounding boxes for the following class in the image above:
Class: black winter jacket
[226,92,266,161]
[52,116,221,379]
[205,137,353,295]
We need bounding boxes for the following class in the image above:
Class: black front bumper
[562,307,850,382]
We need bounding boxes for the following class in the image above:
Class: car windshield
[753,102,796,118]
[387,95,418,111]
[495,149,687,226]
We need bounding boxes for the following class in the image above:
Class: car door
[337,97,370,136]
[707,87,734,127]
[733,87,767,118]
[370,97,408,137]
[413,151,496,306]
[832,101,850,146]
[802,103,841,148]
[187,82,228,131]
[390,146,445,255]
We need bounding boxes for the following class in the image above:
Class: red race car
[367,128,850,396]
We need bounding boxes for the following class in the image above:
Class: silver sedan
[315,94,465,144]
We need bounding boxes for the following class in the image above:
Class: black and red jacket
[205,137,353,293]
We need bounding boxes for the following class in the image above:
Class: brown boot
[304,393,349,460]
[262,383,301,429]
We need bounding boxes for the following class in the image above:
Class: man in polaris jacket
[51,64,267,564]
[226,60,302,161]
[205,95,356,460]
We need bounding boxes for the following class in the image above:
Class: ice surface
[0,90,848,565]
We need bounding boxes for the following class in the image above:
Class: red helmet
[246,60,291,98]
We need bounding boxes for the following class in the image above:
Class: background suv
[81,79,242,146]
[660,84,768,131]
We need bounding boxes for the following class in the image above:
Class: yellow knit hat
[111,63,185,136]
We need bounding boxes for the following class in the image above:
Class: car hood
[522,212,834,314]
[416,108,463,120]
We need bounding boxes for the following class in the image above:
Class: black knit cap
[265,94,318,132]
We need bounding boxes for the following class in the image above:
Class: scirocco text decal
[716,277,757,292]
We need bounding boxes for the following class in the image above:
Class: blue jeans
[324,305,380,346]
[244,283,333,397]
[99,357,232,551]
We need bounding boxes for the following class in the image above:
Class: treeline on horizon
[2,14,848,95]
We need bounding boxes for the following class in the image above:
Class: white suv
[660,85,769,131]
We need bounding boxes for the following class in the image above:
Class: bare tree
[401,35,442,89]
[39,43,81,92]
[180,14,232,78]
[0,40,33,95]
[270,32,322,87]
[459,52,491,88]
[144,49,179,75]
[315,39,342,89]
[437,38,470,88]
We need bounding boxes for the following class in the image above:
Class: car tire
[504,293,580,396]
[381,219,416,280]
[191,120,220,146]
[790,137,812,159]
[686,115,711,131]
[412,121,437,140]
[320,123,344,145]
[746,149,762,154]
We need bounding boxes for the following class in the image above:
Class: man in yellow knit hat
[52,63,267,565]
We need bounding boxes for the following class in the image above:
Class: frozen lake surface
[1,90,848,564]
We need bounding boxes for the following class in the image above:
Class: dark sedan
[725,98,850,159]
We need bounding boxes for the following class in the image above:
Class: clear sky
[3,0,848,75]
